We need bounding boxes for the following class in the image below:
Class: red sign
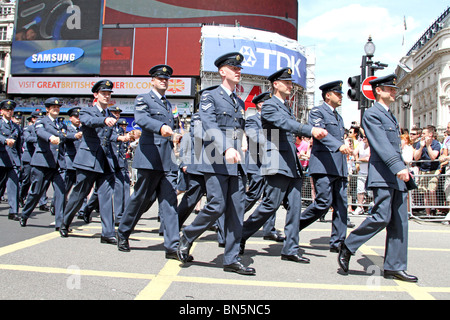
[361,76,377,100]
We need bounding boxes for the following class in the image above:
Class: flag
[172,105,178,118]
[404,16,407,30]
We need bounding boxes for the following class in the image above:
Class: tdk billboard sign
[203,37,307,89]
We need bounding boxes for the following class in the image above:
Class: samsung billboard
[11,0,104,75]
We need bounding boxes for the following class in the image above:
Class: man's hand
[5,139,15,147]
[311,127,328,140]
[49,136,60,145]
[396,168,410,182]
[117,135,130,142]
[339,144,352,155]
[225,148,241,164]
[104,117,117,127]
[160,125,174,137]
[75,132,83,139]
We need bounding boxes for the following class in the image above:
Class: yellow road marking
[0,264,155,280]
[1,227,448,300]
[0,232,60,257]
[359,245,435,300]
[134,243,198,300]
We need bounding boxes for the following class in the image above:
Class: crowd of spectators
[295,120,450,221]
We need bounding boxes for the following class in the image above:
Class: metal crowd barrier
[300,160,450,223]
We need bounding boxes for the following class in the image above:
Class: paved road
[1,195,450,304]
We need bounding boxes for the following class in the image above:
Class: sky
[297,0,450,128]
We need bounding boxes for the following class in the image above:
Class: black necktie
[101,109,106,117]
[54,119,59,129]
[333,109,339,121]
[230,93,237,106]
[388,109,398,124]
[161,96,168,109]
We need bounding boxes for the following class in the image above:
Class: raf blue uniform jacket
[260,96,313,178]
[64,124,82,171]
[245,112,265,175]
[21,124,37,164]
[32,116,67,169]
[362,102,407,191]
[132,90,178,172]
[308,103,347,177]
[0,119,21,168]
[111,125,128,170]
[183,112,204,176]
[198,85,246,176]
[73,105,116,173]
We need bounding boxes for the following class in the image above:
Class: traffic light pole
[360,55,367,124]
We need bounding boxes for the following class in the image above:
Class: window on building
[0,27,7,41]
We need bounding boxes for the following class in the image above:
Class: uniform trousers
[182,171,246,265]
[300,174,348,248]
[114,168,130,222]
[21,166,65,228]
[242,174,302,256]
[344,187,409,271]
[62,169,115,237]
[177,173,206,227]
[245,172,277,237]
[0,166,20,215]
[64,169,77,196]
[117,169,179,253]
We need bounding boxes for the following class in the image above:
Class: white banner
[8,76,194,96]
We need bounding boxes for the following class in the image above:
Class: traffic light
[347,75,361,101]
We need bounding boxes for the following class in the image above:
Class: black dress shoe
[177,234,192,263]
[100,236,117,244]
[117,234,130,252]
[330,246,340,253]
[384,270,418,282]
[166,251,194,262]
[223,262,256,275]
[8,213,19,221]
[338,243,352,273]
[39,204,50,212]
[263,233,285,242]
[76,211,85,220]
[59,227,69,238]
[281,254,310,264]
[83,212,91,224]
[19,217,27,227]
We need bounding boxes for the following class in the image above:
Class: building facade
[394,7,450,136]
[0,0,14,97]
[3,0,313,129]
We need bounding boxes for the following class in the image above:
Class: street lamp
[401,89,412,130]
[402,89,411,109]
[364,36,376,57]
[359,36,387,123]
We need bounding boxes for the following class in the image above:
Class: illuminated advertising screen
[11,0,104,75]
